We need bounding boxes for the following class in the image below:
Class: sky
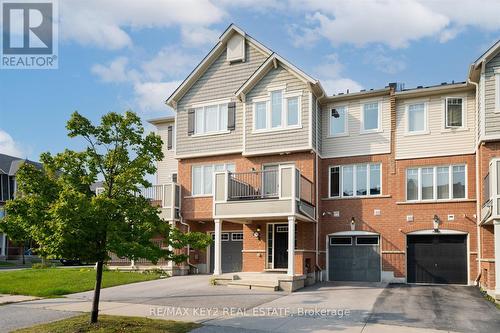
[1,0,500,161]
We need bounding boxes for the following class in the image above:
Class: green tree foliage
[0,111,212,323]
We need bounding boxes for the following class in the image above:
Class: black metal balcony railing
[228,170,279,200]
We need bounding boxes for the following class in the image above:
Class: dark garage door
[210,232,243,273]
[328,235,381,282]
[407,234,467,284]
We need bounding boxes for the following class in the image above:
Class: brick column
[495,221,500,297]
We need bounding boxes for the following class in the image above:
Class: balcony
[138,183,181,221]
[213,166,315,221]
[480,158,500,224]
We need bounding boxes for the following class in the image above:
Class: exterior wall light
[433,215,441,233]
[350,217,356,231]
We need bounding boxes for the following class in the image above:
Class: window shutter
[167,125,173,150]
[227,102,236,131]
[187,108,195,136]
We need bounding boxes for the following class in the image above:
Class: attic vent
[227,34,245,63]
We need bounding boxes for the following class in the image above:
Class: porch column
[494,221,500,297]
[287,216,295,276]
[0,234,6,257]
[214,219,222,275]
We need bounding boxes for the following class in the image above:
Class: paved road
[368,284,500,333]
[3,276,499,332]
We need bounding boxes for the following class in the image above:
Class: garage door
[328,235,381,282]
[209,232,242,273]
[407,234,467,284]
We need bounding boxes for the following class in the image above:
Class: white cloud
[313,53,363,95]
[141,47,199,81]
[181,26,220,47]
[133,81,181,114]
[364,47,406,74]
[91,57,141,83]
[287,0,500,48]
[60,0,226,49]
[0,129,24,158]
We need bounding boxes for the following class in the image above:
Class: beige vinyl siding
[244,66,310,154]
[176,42,268,157]
[395,90,476,159]
[317,100,323,154]
[156,121,178,184]
[321,96,391,158]
[484,53,500,136]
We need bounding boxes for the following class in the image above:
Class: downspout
[178,212,194,272]
[468,77,481,286]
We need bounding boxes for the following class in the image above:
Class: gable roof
[472,40,500,69]
[235,52,325,101]
[0,153,41,175]
[165,24,272,108]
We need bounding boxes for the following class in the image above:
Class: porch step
[227,280,279,291]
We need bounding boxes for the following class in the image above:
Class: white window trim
[191,163,235,197]
[495,70,500,113]
[328,105,349,137]
[231,232,243,241]
[191,98,231,137]
[329,237,352,246]
[360,100,383,134]
[328,163,382,198]
[405,164,467,202]
[355,236,379,246]
[443,96,467,130]
[405,101,429,136]
[251,90,302,133]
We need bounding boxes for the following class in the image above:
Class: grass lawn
[0,268,161,297]
[14,314,201,333]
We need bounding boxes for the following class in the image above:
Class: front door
[273,224,288,269]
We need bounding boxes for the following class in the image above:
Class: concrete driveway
[8,276,500,333]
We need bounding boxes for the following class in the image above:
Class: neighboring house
[0,153,41,260]
[144,24,499,297]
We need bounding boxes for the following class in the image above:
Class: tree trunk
[90,260,104,323]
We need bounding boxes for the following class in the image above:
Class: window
[362,102,380,132]
[406,165,466,201]
[253,90,301,131]
[255,102,267,130]
[356,237,379,245]
[171,173,178,183]
[330,237,352,246]
[330,166,340,197]
[287,97,299,126]
[329,163,382,198]
[407,102,426,133]
[271,90,282,128]
[329,106,347,136]
[194,102,228,135]
[445,97,464,128]
[232,232,243,241]
[192,163,235,196]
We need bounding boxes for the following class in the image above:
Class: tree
[0,111,212,323]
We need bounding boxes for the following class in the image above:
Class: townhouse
[0,153,41,260]
[143,24,499,297]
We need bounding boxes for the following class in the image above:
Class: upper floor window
[329,163,381,198]
[406,165,466,202]
[362,102,380,132]
[195,103,228,135]
[329,106,347,136]
[192,163,235,196]
[252,90,301,132]
[407,102,427,134]
[445,97,464,128]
